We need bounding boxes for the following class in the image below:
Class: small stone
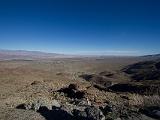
[31,81,41,85]
[31,100,42,111]
[52,99,61,108]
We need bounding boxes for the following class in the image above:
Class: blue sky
[0,0,160,55]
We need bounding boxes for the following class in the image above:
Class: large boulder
[57,84,85,99]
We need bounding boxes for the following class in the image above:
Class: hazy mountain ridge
[0,49,72,60]
[0,49,160,60]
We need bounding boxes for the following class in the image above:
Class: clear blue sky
[0,0,160,55]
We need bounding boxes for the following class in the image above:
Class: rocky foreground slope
[0,58,160,120]
[14,81,160,120]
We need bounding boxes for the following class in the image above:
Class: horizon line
[0,48,159,57]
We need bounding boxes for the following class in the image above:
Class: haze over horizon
[0,0,160,55]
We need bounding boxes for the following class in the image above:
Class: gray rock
[52,99,61,108]
[16,99,61,111]
[73,106,105,120]
[31,100,43,111]
[73,109,88,118]
[73,98,91,106]
[16,100,42,111]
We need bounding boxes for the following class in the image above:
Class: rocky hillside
[123,60,160,81]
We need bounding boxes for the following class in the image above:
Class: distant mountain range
[0,49,160,60]
[0,49,73,60]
